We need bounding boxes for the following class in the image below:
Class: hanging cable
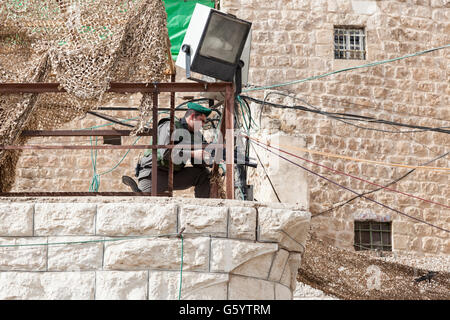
[245,135,450,209]
[243,44,450,93]
[250,142,281,203]
[249,138,449,234]
[312,151,449,219]
[240,94,450,134]
[258,91,450,134]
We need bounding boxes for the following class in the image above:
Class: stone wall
[0,197,310,300]
[8,0,450,256]
[219,0,450,256]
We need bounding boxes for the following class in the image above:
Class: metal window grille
[354,221,392,251]
[334,27,366,60]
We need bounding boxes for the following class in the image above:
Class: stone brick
[0,237,47,271]
[228,206,257,240]
[268,249,290,281]
[95,271,147,300]
[96,203,177,236]
[0,272,95,300]
[148,271,228,300]
[275,283,292,300]
[47,236,103,271]
[258,207,310,252]
[393,221,413,235]
[232,252,275,279]
[210,239,277,274]
[422,237,439,253]
[315,29,331,44]
[315,44,332,57]
[280,253,302,290]
[228,275,274,300]
[103,237,210,271]
[179,205,228,236]
[0,203,33,236]
[34,203,96,236]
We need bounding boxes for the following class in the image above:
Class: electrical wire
[299,93,450,124]
[260,91,450,134]
[312,151,450,219]
[86,111,137,128]
[249,138,449,234]
[249,142,282,203]
[240,94,450,134]
[266,142,450,172]
[243,44,450,93]
[245,135,450,209]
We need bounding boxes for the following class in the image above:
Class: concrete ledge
[96,203,177,236]
[0,197,310,300]
[0,203,33,236]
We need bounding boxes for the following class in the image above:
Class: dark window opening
[354,220,392,251]
[334,27,366,60]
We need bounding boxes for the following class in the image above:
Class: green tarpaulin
[163,0,215,60]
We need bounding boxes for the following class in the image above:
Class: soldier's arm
[158,121,172,161]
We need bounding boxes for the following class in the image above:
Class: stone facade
[219,0,450,256]
[0,197,310,300]
[8,0,450,257]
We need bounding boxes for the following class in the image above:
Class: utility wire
[312,151,449,219]
[240,95,450,134]
[266,141,450,172]
[246,135,450,209]
[257,91,450,134]
[250,139,449,234]
[299,94,450,124]
[243,44,450,93]
[250,142,282,203]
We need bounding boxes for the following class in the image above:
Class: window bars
[334,27,366,60]
[354,221,392,251]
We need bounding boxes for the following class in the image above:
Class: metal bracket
[182,44,210,85]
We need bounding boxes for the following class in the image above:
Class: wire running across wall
[247,137,449,234]
[239,94,450,135]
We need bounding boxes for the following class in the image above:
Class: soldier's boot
[122,176,141,192]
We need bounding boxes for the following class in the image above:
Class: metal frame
[334,27,366,60]
[0,81,235,199]
[354,220,392,251]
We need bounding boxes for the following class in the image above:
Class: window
[354,221,392,251]
[334,27,366,60]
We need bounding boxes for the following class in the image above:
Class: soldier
[123,102,212,198]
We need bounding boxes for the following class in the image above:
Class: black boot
[122,176,141,192]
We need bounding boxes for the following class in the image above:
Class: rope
[249,138,450,234]
[243,44,450,93]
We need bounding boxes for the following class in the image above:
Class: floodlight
[176,4,252,82]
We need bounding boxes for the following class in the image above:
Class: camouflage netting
[298,235,450,300]
[0,0,171,192]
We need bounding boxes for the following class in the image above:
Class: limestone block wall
[8,0,449,257]
[0,197,310,300]
[219,0,450,256]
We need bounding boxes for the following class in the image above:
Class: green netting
[163,0,215,60]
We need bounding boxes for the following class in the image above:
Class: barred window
[334,27,366,60]
[354,221,392,251]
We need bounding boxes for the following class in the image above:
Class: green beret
[188,102,212,116]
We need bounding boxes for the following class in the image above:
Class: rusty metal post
[225,83,235,199]
[151,92,159,196]
[210,114,225,199]
[168,74,176,196]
